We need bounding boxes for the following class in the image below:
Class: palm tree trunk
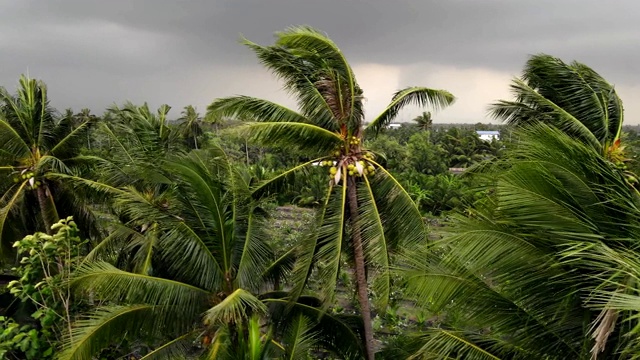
[37,184,59,234]
[347,177,375,360]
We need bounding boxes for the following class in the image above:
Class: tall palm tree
[178,105,203,150]
[208,26,455,359]
[0,76,98,254]
[59,148,363,359]
[490,54,623,158]
[412,111,433,131]
[399,124,640,359]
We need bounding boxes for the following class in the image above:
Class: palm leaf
[207,96,310,124]
[58,305,161,360]
[233,122,343,154]
[0,117,30,159]
[275,26,358,124]
[409,329,503,360]
[203,288,267,326]
[0,181,27,253]
[263,294,365,359]
[356,175,391,309]
[71,261,210,315]
[251,157,327,199]
[289,184,335,301]
[241,39,338,131]
[368,87,455,135]
[367,160,427,247]
[282,315,317,360]
[235,207,275,291]
[138,331,196,360]
[312,181,347,305]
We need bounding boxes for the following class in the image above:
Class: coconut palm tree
[0,76,99,254]
[93,102,183,190]
[412,111,433,131]
[399,124,640,359]
[178,105,203,150]
[208,26,455,359]
[59,148,363,360]
[490,54,623,158]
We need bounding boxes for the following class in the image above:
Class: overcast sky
[1,0,639,123]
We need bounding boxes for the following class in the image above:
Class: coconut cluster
[12,171,42,189]
[614,161,639,186]
[319,151,376,181]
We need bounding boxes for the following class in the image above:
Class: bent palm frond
[368,87,455,135]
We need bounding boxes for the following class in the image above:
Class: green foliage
[403,173,484,216]
[1,217,85,359]
[58,147,362,359]
[399,124,640,359]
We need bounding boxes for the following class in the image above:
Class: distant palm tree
[73,108,98,150]
[0,76,99,254]
[178,105,203,149]
[413,111,433,131]
[208,26,455,359]
[95,102,182,189]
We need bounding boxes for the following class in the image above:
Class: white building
[476,130,500,141]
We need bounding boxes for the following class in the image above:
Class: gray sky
[1,0,639,123]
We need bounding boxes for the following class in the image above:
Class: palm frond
[235,207,275,291]
[45,173,125,195]
[232,122,343,154]
[251,157,326,199]
[368,87,455,135]
[367,160,427,247]
[491,79,602,151]
[261,247,297,289]
[58,305,161,360]
[275,26,360,126]
[282,315,317,360]
[490,54,624,153]
[290,184,334,301]
[84,222,144,262]
[241,39,338,131]
[138,331,196,360]
[312,182,347,305]
[203,288,267,326]
[0,117,30,159]
[0,181,27,253]
[409,329,503,360]
[49,116,94,157]
[207,96,310,124]
[72,261,210,314]
[263,294,365,359]
[356,176,391,309]
[159,222,224,291]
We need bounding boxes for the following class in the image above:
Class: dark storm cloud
[1,0,639,121]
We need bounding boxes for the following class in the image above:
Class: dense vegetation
[2,26,640,359]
